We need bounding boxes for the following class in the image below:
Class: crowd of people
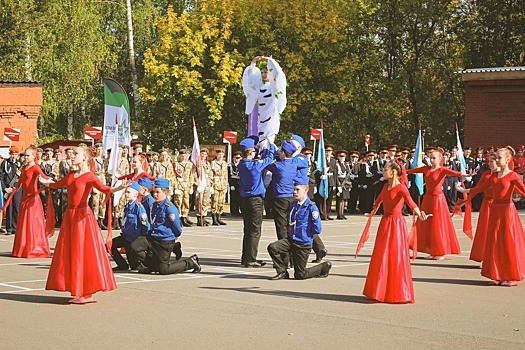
[1,138,525,304]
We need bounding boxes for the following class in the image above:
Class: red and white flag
[191,118,206,192]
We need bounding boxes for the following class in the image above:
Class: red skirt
[363,215,414,303]
[12,195,50,258]
[469,198,492,262]
[46,206,116,296]
[481,202,525,282]
[413,192,460,256]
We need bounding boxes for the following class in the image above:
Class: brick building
[462,67,525,149]
[0,82,42,157]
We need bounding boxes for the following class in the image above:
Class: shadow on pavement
[200,286,377,304]
[411,262,481,270]
[0,293,70,305]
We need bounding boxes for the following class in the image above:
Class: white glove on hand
[407,182,411,189]
[380,177,385,182]
[210,187,215,195]
[465,176,472,182]
[230,186,235,191]
[362,185,368,189]
[320,175,326,180]
[314,187,317,194]
[190,188,194,195]
[366,173,373,178]
[337,187,342,193]
[174,189,181,195]
[455,182,464,192]
[350,174,357,180]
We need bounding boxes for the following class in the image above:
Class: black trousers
[112,235,139,269]
[130,235,192,275]
[240,195,264,264]
[230,188,241,216]
[273,197,294,240]
[5,190,21,233]
[312,234,326,256]
[268,238,325,279]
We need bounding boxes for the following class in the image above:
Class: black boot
[212,213,220,226]
[185,216,195,225]
[181,217,191,227]
[173,241,182,260]
[197,216,205,227]
[217,213,227,225]
[98,218,107,230]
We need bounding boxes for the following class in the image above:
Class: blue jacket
[239,144,276,197]
[150,197,182,241]
[292,154,309,183]
[121,199,150,243]
[289,197,322,245]
[266,158,297,198]
[141,193,155,219]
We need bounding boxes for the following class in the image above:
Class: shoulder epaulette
[135,202,143,208]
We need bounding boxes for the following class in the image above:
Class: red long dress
[406,166,462,256]
[363,184,418,303]
[46,172,116,296]
[12,165,50,258]
[469,171,525,281]
[469,170,493,262]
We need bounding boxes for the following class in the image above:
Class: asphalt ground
[1,210,525,349]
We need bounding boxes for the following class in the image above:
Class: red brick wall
[465,79,525,149]
[0,83,42,150]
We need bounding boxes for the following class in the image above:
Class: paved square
[1,212,525,349]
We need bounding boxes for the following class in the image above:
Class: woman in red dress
[9,146,50,258]
[464,154,499,262]
[356,160,428,303]
[117,154,155,183]
[459,148,525,286]
[40,145,128,304]
[406,149,468,260]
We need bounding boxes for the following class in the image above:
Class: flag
[102,78,131,154]
[316,129,329,198]
[456,124,467,174]
[411,129,424,195]
[106,118,121,185]
[191,118,206,192]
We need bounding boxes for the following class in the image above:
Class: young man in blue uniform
[112,182,150,271]
[238,137,275,267]
[267,178,332,280]
[130,178,200,275]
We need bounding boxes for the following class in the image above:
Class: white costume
[243,58,286,149]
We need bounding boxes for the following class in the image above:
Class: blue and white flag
[316,129,328,198]
[411,129,424,195]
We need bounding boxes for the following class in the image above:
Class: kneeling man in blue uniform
[267,178,332,280]
[131,178,201,275]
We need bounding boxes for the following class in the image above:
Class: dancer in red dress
[40,145,128,304]
[460,154,499,262]
[117,154,155,183]
[406,149,469,260]
[8,146,50,258]
[458,148,525,286]
[356,160,428,303]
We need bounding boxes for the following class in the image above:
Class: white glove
[210,187,215,195]
[190,188,194,195]
[313,187,317,194]
[230,186,235,191]
[455,182,465,192]
[93,188,100,194]
[465,176,472,182]
[366,173,373,178]
[380,177,385,182]
[320,175,326,180]
[447,186,451,190]
[174,189,181,195]
[332,186,336,191]
[337,187,342,193]
[407,182,411,189]
[362,185,368,189]
[350,174,357,180]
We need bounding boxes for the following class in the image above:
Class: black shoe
[112,266,129,272]
[317,261,332,278]
[98,219,107,230]
[217,214,227,225]
[138,264,152,274]
[204,218,211,226]
[173,241,182,260]
[212,213,220,226]
[312,249,327,263]
[270,271,289,280]
[181,217,192,227]
[244,261,266,268]
[0,228,7,234]
[326,216,334,220]
[189,254,201,273]
[197,216,206,227]
[342,215,347,220]
[185,216,195,225]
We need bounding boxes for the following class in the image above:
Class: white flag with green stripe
[103,78,131,154]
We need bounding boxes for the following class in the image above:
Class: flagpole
[320,120,328,220]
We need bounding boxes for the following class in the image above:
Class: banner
[191,118,206,192]
[316,129,328,198]
[411,129,424,195]
[102,78,131,154]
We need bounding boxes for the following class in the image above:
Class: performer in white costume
[243,56,286,150]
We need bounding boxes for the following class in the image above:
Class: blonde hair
[78,144,93,165]
[497,148,511,162]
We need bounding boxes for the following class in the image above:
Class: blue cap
[128,181,141,193]
[138,177,153,190]
[291,134,305,148]
[293,176,309,186]
[154,178,170,189]
[248,135,259,145]
[281,140,297,155]
[240,138,256,150]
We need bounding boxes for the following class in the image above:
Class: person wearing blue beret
[267,178,332,280]
[238,137,275,267]
[112,182,150,271]
[130,178,200,274]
